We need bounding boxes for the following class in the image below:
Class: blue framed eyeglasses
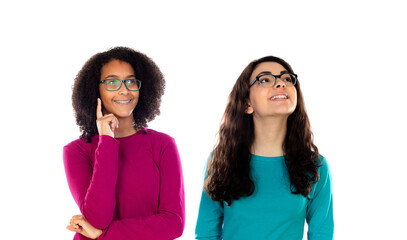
[99,79,142,91]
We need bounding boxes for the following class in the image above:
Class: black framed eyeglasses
[249,73,297,88]
[99,79,142,91]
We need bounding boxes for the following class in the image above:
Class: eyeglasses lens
[104,79,141,91]
[259,74,296,88]
[125,79,141,91]
[105,79,121,90]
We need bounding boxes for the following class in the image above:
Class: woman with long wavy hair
[195,56,333,240]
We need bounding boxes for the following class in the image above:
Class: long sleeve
[63,135,119,229]
[195,155,224,240]
[98,138,185,240]
[306,157,334,240]
[195,190,224,240]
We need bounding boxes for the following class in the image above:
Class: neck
[114,116,138,138]
[251,115,288,157]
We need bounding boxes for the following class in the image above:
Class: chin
[113,111,134,118]
[271,107,295,115]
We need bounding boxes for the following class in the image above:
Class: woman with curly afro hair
[195,56,334,240]
[63,47,185,239]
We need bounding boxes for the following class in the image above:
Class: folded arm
[98,138,185,239]
[63,135,119,229]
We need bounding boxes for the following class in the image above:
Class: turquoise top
[195,155,334,240]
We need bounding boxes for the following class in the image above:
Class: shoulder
[313,155,332,192]
[144,128,175,147]
[63,135,99,157]
[143,129,180,166]
[144,128,173,139]
[316,155,331,178]
[307,154,333,199]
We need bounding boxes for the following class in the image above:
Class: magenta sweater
[63,129,185,239]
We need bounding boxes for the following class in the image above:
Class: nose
[118,81,129,95]
[274,77,286,89]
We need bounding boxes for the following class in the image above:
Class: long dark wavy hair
[204,56,321,206]
[72,46,165,142]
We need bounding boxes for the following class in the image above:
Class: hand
[96,98,119,137]
[67,215,103,239]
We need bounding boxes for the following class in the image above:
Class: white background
[1,0,406,239]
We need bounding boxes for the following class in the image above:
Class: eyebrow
[257,71,271,75]
[257,70,289,76]
[104,74,136,79]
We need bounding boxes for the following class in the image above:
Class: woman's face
[99,59,140,119]
[246,61,297,118]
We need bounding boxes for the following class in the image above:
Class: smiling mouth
[114,100,132,104]
[270,95,288,100]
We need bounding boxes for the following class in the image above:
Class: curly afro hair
[72,46,165,142]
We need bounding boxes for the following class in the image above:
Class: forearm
[64,135,120,229]
[98,211,184,240]
[82,136,119,228]
[97,138,186,239]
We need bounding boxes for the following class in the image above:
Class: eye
[259,75,273,83]
[106,79,120,85]
[282,74,293,83]
[125,79,141,88]
[125,79,137,85]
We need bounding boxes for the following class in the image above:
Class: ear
[245,101,254,114]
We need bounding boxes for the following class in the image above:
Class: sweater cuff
[97,228,107,239]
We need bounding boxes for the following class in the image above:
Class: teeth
[114,100,131,104]
[271,95,287,100]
